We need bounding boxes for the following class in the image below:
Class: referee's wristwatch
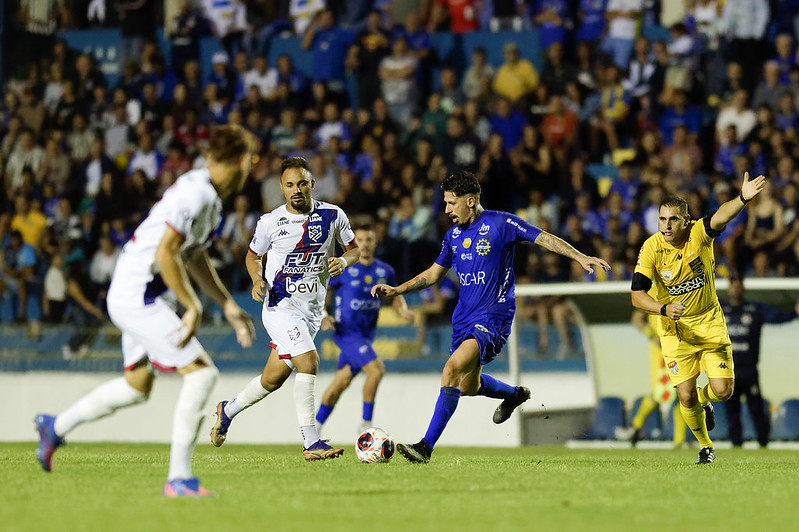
[660,304,668,316]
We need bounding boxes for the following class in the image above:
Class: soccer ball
[356,427,395,463]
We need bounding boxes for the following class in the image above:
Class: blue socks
[362,401,374,423]
[316,403,333,425]
[423,386,461,449]
[476,374,517,399]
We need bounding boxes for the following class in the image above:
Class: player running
[34,125,258,497]
[315,223,415,434]
[210,156,359,460]
[631,171,765,464]
[371,171,609,463]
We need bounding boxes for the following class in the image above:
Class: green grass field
[2,443,798,531]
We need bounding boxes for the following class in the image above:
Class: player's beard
[291,195,310,213]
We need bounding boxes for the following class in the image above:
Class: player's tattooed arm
[534,231,611,274]
[371,263,448,298]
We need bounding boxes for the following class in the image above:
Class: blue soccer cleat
[163,477,215,497]
[35,414,64,472]
[210,401,231,447]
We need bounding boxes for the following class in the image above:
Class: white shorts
[262,303,320,365]
[108,295,204,372]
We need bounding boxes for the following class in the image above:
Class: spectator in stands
[478,132,514,212]
[436,114,480,175]
[1,230,39,332]
[744,180,784,256]
[126,132,163,181]
[19,0,69,72]
[169,0,209,78]
[271,108,303,157]
[67,114,94,163]
[347,10,391,112]
[493,41,539,103]
[591,64,631,157]
[52,79,87,132]
[61,256,105,360]
[716,89,757,145]
[600,0,641,69]
[379,35,419,127]
[577,0,608,45]
[302,9,354,94]
[657,90,701,146]
[752,61,791,112]
[80,137,116,199]
[202,0,246,57]
[40,138,70,195]
[462,46,495,101]
[532,0,569,50]
[43,252,66,323]
[5,130,45,194]
[720,0,770,90]
[243,56,277,100]
[663,125,702,182]
[439,68,465,114]
[429,0,479,34]
[116,0,159,65]
[73,54,106,103]
[18,88,46,137]
[490,97,528,152]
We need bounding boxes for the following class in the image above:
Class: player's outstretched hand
[579,256,611,275]
[321,315,336,331]
[740,171,766,202]
[665,302,686,321]
[371,284,397,298]
[175,305,201,348]
[223,299,255,348]
[327,256,347,277]
[251,279,266,302]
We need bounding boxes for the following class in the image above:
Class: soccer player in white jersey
[34,125,258,497]
[210,156,359,460]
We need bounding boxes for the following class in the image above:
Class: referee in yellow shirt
[631,172,765,464]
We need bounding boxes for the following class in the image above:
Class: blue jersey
[329,258,397,340]
[435,210,542,337]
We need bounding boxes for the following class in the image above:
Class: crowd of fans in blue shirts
[3,0,799,345]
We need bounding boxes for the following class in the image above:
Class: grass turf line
[2,443,798,531]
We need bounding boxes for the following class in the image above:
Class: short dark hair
[441,171,481,198]
[354,222,375,232]
[660,195,689,215]
[281,156,311,175]
[207,124,257,165]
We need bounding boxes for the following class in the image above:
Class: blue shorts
[450,316,512,366]
[335,334,378,375]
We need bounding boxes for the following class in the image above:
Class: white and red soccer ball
[356,427,395,463]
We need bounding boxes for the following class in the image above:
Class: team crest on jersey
[452,227,461,239]
[308,225,322,242]
[661,270,673,282]
[463,238,472,249]
[476,239,490,256]
[668,361,678,375]
[288,327,301,341]
[478,223,490,236]
[364,274,373,284]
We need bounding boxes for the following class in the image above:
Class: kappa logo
[478,223,490,236]
[288,327,301,341]
[308,225,322,242]
[277,229,289,237]
[718,362,728,369]
[668,361,679,375]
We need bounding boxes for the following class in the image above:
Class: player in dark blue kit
[371,171,610,463]
[722,277,799,447]
[316,224,415,434]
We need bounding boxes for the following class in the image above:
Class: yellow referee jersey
[634,217,720,319]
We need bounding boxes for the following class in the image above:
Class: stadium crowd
[2,0,799,345]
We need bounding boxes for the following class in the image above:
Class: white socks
[224,375,271,419]
[54,377,147,437]
[295,373,319,447]
[167,366,219,481]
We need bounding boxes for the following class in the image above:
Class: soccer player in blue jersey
[371,171,610,463]
[316,224,415,434]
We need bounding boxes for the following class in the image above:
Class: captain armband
[631,272,653,292]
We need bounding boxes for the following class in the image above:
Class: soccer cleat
[35,414,65,472]
[210,401,231,447]
[303,440,344,461]
[397,440,432,464]
[703,402,715,431]
[696,446,715,465]
[163,477,215,497]
[493,386,531,424]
